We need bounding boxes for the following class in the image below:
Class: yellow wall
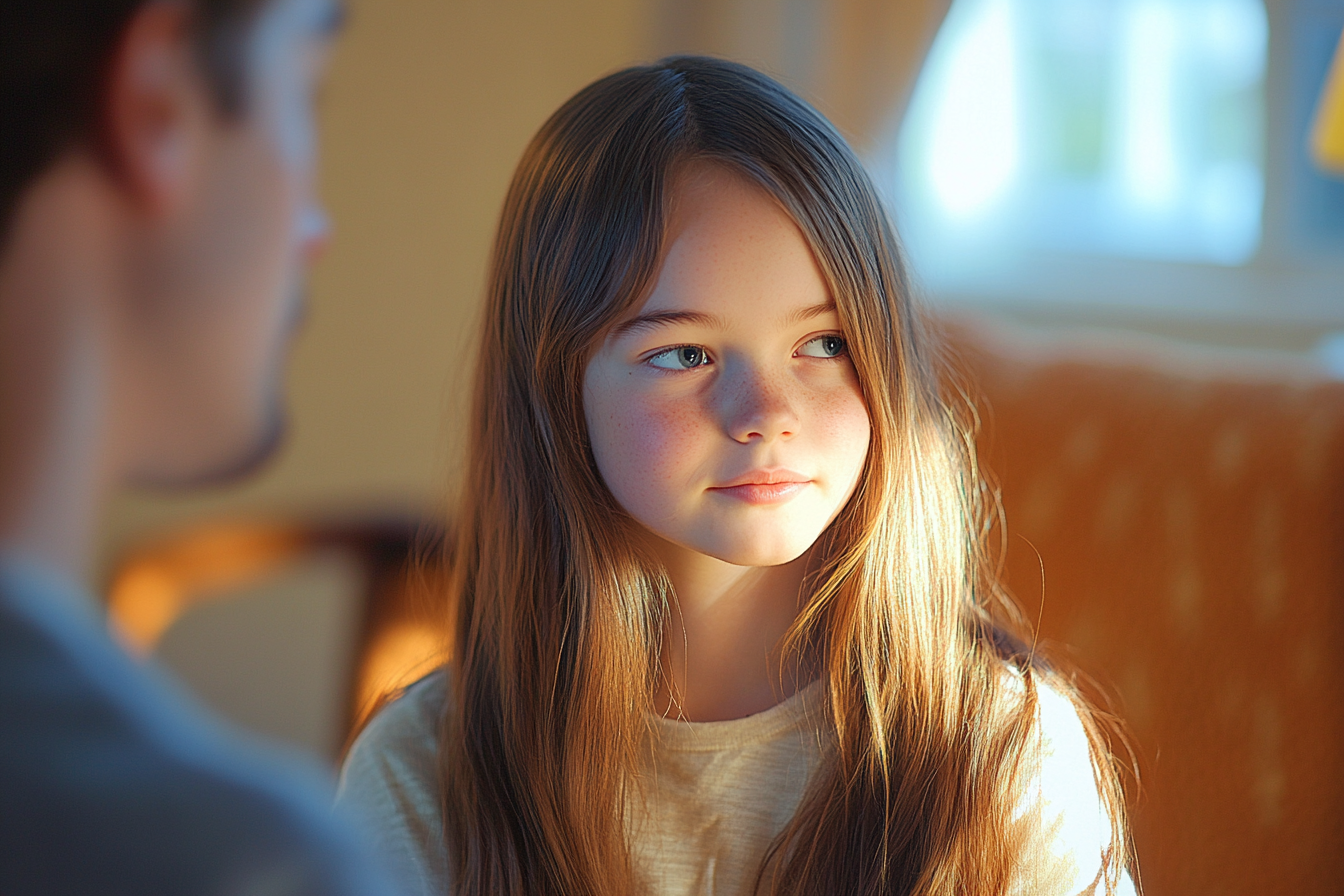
[102,0,653,565]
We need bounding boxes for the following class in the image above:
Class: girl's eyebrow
[612,302,837,339]
[785,301,839,325]
[610,310,722,338]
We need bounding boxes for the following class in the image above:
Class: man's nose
[298,204,330,265]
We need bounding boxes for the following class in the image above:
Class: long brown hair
[444,56,1132,895]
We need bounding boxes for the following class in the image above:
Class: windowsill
[927,290,1340,359]
[912,238,1344,358]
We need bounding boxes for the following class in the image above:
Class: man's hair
[0,0,268,236]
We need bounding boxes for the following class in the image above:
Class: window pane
[890,0,1267,271]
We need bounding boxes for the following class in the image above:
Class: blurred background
[98,0,1344,893]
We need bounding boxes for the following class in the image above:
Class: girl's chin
[688,534,819,569]
[636,514,829,569]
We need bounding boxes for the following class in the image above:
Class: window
[873,0,1344,328]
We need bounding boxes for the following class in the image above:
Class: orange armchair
[945,315,1344,895]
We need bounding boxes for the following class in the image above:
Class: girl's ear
[101,2,213,219]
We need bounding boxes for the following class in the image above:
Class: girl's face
[583,162,871,569]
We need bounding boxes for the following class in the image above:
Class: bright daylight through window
[886,0,1268,297]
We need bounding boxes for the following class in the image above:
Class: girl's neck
[652,542,817,722]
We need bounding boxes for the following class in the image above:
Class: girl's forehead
[664,162,781,238]
[647,169,826,310]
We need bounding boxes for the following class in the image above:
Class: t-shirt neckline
[646,678,828,752]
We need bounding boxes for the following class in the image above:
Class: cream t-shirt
[335,671,1134,896]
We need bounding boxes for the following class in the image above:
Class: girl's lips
[708,480,810,504]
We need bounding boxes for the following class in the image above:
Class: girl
[338,56,1135,896]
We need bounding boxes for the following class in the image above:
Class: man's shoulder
[0,561,399,895]
[0,559,326,809]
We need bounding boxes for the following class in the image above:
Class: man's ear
[101,2,213,218]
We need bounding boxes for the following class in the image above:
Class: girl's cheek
[624,390,709,487]
[808,380,871,458]
[592,383,713,525]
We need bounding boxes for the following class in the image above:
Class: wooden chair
[105,518,451,761]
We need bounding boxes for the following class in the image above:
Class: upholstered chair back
[945,317,1344,895]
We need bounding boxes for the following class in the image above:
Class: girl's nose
[721,365,799,444]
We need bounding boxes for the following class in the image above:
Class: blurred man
[0,1,402,893]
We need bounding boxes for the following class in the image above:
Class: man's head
[0,0,342,488]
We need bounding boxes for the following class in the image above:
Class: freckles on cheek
[635,398,699,476]
[811,387,872,462]
[603,389,707,510]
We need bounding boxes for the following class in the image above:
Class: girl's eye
[648,345,711,370]
[797,334,847,359]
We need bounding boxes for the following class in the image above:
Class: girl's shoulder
[336,669,452,896]
[346,669,449,769]
[997,665,1101,773]
[1018,673,1100,779]
[1008,671,1136,896]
